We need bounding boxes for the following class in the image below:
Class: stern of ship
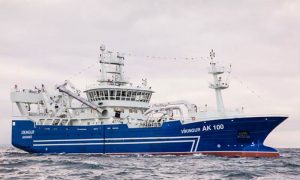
[11,120,35,153]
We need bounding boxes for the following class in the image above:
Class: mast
[100,45,106,82]
[208,50,229,113]
[98,45,127,86]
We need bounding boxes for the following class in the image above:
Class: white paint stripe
[191,141,195,152]
[33,143,103,146]
[106,140,194,145]
[33,140,195,147]
[194,137,201,152]
[105,136,200,140]
[33,136,201,152]
[33,136,201,143]
[34,138,104,142]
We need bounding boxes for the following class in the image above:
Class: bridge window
[147,93,152,102]
[104,90,109,100]
[131,91,136,101]
[145,92,150,102]
[96,91,100,101]
[126,91,132,101]
[88,92,92,101]
[141,92,147,102]
[87,89,151,102]
[100,91,104,100]
[139,92,144,102]
[109,90,115,100]
[91,91,94,101]
[136,91,142,101]
[94,91,97,101]
[116,90,121,100]
[91,91,95,101]
[98,91,102,100]
[143,93,148,102]
[121,91,126,100]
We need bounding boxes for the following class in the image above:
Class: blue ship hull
[12,116,286,157]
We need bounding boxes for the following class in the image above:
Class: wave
[0,148,299,179]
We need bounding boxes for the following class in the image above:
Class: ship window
[143,93,149,102]
[91,92,94,101]
[96,91,100,101]
[88,92,92,100]
[93,91,96,101]
[92,91,96,101]
[93,91,97,100]
[141,92,145,102]
[147,93,152,102]
[129,109,133,113]
[110,90,115,100]
[102,91,105,100]
[146,93,149,102]
[116,90,121,100]
[131,91,137,101]
[139,92,143,102]
[121,91,126,100]
[141,92,147,102]
[136,91,142,101]
[100,91,104,100]
[104,90,109,100]
[126,91,132,101]
[93,91,97,101]
[89,92,92,101]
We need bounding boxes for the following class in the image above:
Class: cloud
[0,0,299,147]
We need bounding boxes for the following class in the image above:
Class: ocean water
[0,147,299,180]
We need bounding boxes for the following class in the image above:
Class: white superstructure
[11,45,245,128]
[11,45,155,127]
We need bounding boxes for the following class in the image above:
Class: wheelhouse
[85,88,152,103]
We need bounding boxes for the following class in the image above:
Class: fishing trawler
[10,45,287,157]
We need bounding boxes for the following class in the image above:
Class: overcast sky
[0,0,299,147]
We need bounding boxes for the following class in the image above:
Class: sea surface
[0,146,299,180]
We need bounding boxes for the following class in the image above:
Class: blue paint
[12,116,286,154]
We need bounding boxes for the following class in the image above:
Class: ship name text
[181,124,224,134]
[21,130,34,135]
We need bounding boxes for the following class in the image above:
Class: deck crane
[56,80,102,113]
